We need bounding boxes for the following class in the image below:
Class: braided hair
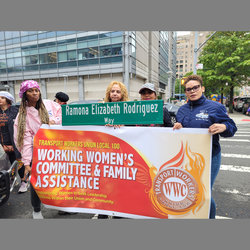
[17,91,49,148]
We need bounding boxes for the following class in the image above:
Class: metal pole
[179,78,181,100]
[64,77,66,93]
[179,74,183,101]
[63,74,68,93]
[193,32,199,74]
[167,71,172,102]
[167,76,171,102]
[123,31,130,93]
[78,76,85,100]
[193,31,217,74]
[196,31,217,53]
[41,79,47,99]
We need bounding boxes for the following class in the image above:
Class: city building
[0,31,176,103]
[176,31,212,79]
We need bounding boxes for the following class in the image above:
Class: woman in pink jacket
[14,80,61,219]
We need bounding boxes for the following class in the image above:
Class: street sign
[62,100,164,126]
[196,63,203,69]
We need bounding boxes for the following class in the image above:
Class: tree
[198,31,250,112]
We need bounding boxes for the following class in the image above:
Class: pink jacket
[43,99,62,125]
[14,101,62,166]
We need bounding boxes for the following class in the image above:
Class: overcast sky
[176,31,191,36]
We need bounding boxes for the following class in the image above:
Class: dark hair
[6,98,12,105]
[55,92,69,102]
[23,92,43,110]
[184,75,203,86]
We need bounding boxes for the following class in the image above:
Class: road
[1,111,249,219]
[213,112,250,219]
[0,177,94,219]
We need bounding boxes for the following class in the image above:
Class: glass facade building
[0,31,176,102]
[0,31,123,75]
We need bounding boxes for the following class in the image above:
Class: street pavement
[227,110,250,125]
[214,110,250,219]
[1,111,249,219]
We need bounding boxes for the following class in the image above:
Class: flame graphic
[135,161,157,193]
[148,142,206,216]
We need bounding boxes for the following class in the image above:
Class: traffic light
[181,77,187,85]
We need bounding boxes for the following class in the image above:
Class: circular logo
[153,167,199,212]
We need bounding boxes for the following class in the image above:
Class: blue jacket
[176,95,237,156]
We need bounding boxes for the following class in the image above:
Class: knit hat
[19,80,40,98]
[139,83,156,94]
[0,91,15,104]
[55,92,69,102]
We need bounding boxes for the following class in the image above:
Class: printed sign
[31,125,212,219]
[62,100,163,126]
[196,63,203,69]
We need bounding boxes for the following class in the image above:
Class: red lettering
[164,182,187,198]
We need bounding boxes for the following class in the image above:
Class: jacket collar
[188,94,206,106]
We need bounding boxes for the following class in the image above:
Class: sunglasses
[184,85,201,93]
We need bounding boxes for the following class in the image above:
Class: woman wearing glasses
[173,75,237,219]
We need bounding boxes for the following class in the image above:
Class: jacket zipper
[189,102,193,125]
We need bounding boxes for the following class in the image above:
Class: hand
[24,165,32,178]
[208,123,226,135]
[114,125,123,129]
[49,120,56,125]
[173,122,183,130]
[105,124,123,129]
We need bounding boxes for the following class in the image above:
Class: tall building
[0,31,176,102]
[176,31,212,78]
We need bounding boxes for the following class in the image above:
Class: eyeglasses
[184,85,201,93]
[140,89,155,95]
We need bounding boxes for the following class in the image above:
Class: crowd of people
[1,75,237,219]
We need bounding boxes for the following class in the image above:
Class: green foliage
[184,72,193,76]
[198,31,250,112]
[175,78,185,94]
[170,97,176,101]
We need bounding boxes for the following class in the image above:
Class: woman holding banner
[14,80,61,219]
[173,75,237,219]
[104,80,129,103]
[92,80,129,219]
[138,82,173,127]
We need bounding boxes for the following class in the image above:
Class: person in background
[246,107,250,116]
[46,96,77,216]
[54,92,69,105]
[14,80,61,219]
[43,99,62,125]
[138,82,173,127]
[92,81,129,219]
[173,75,237,219]
[0,91,28,193]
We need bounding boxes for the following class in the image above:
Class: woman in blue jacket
[173,75,237,219]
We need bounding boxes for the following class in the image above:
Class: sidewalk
[227,110,250,125]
